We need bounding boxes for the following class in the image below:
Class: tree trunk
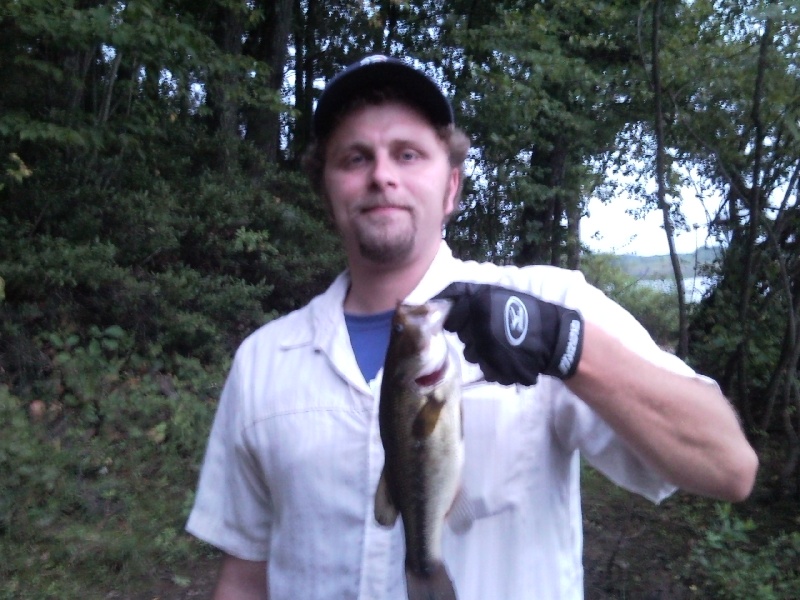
[244,0,293,164]
[565,196,581,270]
[651,0,688,358]
[289,0,316,164]
[516,138,569,267]
[207,2,245,170]
[99,50,122,125]
[731,19,773,424]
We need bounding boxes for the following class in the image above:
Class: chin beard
[357,228,416,264]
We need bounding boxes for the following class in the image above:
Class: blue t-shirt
[344,310,394,382]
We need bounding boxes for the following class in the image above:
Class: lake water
[638,277,712,303]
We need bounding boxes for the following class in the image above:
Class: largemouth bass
[375,300,464,600]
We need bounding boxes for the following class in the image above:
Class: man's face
[322,101,459,268]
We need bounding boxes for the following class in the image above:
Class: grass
[0,336,224,599]
[582,461,800,599]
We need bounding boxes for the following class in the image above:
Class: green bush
[688,274,784,400]
[0,328,222,598]
[1,72,342,595]
[0,161,342,379]
[685,504,800,599]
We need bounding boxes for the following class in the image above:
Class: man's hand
[433,282,584,386]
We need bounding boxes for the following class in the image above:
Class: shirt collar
[404,241,462,304]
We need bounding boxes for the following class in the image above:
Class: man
[186,55,758,599]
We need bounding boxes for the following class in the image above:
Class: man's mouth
[360,203,409,215]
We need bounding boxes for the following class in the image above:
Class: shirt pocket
[447,373,543,533]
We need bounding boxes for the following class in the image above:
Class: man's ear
[445,167,460,214]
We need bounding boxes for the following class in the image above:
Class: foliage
[0,80,341,373]
[660,0,800,447]
[0,160,341,375]
[440,0,655,266]
[581,253,680,347]
[583,460,800,599]
[689,240,798,446]
[0,4,341,594]
[685,504,800,599]
[588,0,800,478]
[1,0,799,595]
[0,328,222,598]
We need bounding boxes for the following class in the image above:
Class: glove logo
[504,296,528,347]
[559,319,582,376]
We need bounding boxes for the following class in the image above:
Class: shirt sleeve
[185,351,274,560]
[550,379,677,504]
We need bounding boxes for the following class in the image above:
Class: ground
[582,476,695,599]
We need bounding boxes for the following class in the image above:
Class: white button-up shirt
[187,243,695,599]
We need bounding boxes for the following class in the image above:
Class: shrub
[685,504,800,599]
[0,328,222,598]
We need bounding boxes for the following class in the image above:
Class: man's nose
[370,152,398,189]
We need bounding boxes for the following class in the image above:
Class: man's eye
[400,150,419,161]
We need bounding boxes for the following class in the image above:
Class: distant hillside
[610,246,719,280]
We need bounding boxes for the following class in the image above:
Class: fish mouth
[414,357,448,389]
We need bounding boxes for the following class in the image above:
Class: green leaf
[103,325,126,339]
[171,575,191,588]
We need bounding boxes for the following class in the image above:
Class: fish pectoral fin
[445,487,474,534]
[374,469,399,527]
[411,396,446,440]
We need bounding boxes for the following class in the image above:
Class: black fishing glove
[433,282,584,386]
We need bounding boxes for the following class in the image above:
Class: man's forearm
[213,554,268,600]
[566,321,758,502]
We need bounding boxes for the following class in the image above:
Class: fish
[374,300,464,600]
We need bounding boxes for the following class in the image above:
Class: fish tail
[405,562,457,600]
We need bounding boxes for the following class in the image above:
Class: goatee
[358,228,416,264]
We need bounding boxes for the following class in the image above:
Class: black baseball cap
[312,55,454,141]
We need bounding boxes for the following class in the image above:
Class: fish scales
[375,300,464,600]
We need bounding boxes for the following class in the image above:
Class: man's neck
[343,244,440,314]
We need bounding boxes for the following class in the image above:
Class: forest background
[1,0,799,597]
